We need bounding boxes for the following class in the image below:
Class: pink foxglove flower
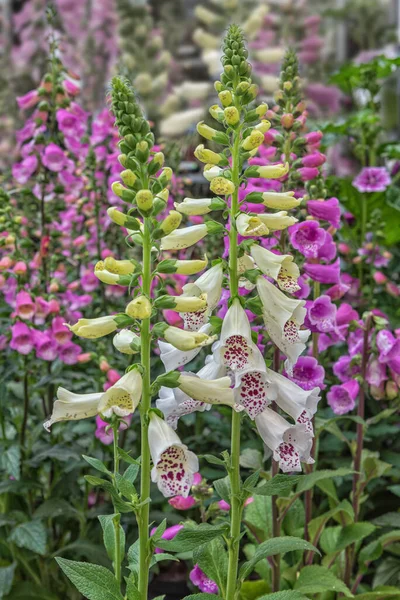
[17,89,40,110]
[151,524,184,554]
[12,155,38,184]
[190,565,219,594]
[168,495,197,510]
[307,198,341,229]
[303,259,341,284]
[255,407,314,472]
[284,356,325,391]
[15,290,35,320]
[33,330,58,361]
[327,380,360,415]
[305,295,339,334]
[10,322,34,355]
[41,143,68,172]
[353,167,391,193]
[289,220,327,259]
[148,413,199,498]
[333,356,360,383]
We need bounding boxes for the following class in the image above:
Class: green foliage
[294,565,353,597]
[56,558,124,600]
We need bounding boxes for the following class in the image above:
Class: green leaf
[82,455,111,475]
[214,476,231,504]
[239,448,263,470]
[239,537,319,581]
[243,470,260,493]
[239,580,270,600]
[115,473,136,499]
[335,522,377,552]
[296,468,354,493]
[294,565,353,597]
[193,538,228,594]
[84,476,132,513]
[56,558,124,600]
[355,587,400,600]
[98,514,125,565]
[155,524,228,552]
[2,446,21,481]
[9,520,47,555]
[27,445,80,467]
[117,448,140,465]
[308,500,354,541]
[243,495,273,543]
[254,474,302,496]
[257,593,309,600]
[123,464,139,484]
[0,563,16,599]
[4,582,58,599]
[33,498,82,521]
[201,454,225,466]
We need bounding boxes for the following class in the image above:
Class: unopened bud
[136,189,153,212]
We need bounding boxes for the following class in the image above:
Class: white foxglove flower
[257,277,310,374]
[44,388,103,431]
[203,165,223,181]
[98,369,142,418]
[238,254,256,290]
[158,324,213,371]
[261,191,302,210]
[236,214,269,236]
[266,368,320,432]
[149,413,199,497]
[250,245,300,293]
[160,224,208,251]
[257,211,298,231]
[113,329,140,354]
[214,298,265,371]
[66,315,119,339]
[234,368,277,420]
[156,386,212,430]
[255,407,314,472]
[180,263,224,330]
[174,197,225,216]
[164,326,216,351]
[178,373,235,407]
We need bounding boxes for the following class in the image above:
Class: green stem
[112,421,122,587]
[226,122,242,600]
[138,215,152,600]
[358,195,367,292]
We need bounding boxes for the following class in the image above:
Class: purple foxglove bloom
[336,303,359,326]
[190,565,219,594]
[17,89,40,110]
[353,167,391,193]
[317,231,337,262]
[376,330,400,364]
[366,359,387,387]
[325,282,350,301]
[298,166,319,181]
[289,220,326,259]
[168,495,197,510]
[305,295,338,333]
[327,380,359,415]
[150,524,184,554]
[15,290,36,320]
[10,322,34,355]
[56,108,86,138]
[303,259,341,284]
[41,143,68,172]
[12,155,38,184]
[307,197,341,229]
[51,316,72,345]
[284,356,325,390]
[218,499,230,511]
[302,151,326,168]
[293,275,311,299]
[33,330,58,361]
[95,415,131,445]
[333,356,360,382]
[58,341,82,365]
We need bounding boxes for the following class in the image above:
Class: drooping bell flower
[95,415,132,445]
[41,143,68,172]
[177,371,236,408]
[150,524,184,553]
[113,329,140,354]
[51,316,72,345]
[233,368,277,419]
[168,495,197,510]
[15,290,35,320]
[305,295,339,334]
[160,224,209,251]
[250,244,300,293]
[255,407,314,472]
[156,385,212,430]
[214,298,265,371]
[33,330,58,361]
[10,322,34,355]
[303,258,341,284]
[366,359,387,388]
[284,356,325,391]
[257,277,310,374]
[307,198,341,229]
[66,315,121,339]
[12,155,38,184]
[333,355,360,383]
[148,412,199,498]
[289,220,327,259]
[327,380,359,415]
[58,341,82,365]
[180,263,224,330]
[158,324,213,371]
[162,325,216,351]
[190,564,219,594]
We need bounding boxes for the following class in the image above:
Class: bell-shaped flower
[178,371,235,407]
[98,368,142,418]
[244,162,289,179]
[156,293,208,313]
[265,368,320,432]
[149,412,199,498]
[163,325,216,351]
[160,224,208,251]
[174,197,225,216]
[94,259,135,285]
[255,407,314,472]
[157,256,208,275]
[262,191,302,210]
[210,177,235,196]
[250,245,300,294]
[234,368,277,419]
[215,298,265,371]
[113,329,140,354]
[158,323,212,371]
[238,254,256,290]
[303,259,341,284]
[156,386,212,429]
[15,290,35,320]
[66,315,120,339]
[180,263,224,330]
[236,213,269,236]
[44,388,103,431]
[203,165,224,181]
[257,211,298,231]
[257,277,310,374]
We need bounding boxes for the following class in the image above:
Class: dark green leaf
[254,474,302,496]
[2,446,21,481]
[296,468,354,493]
[56,558,124,600]
[83,455,111,476]
[193,538,228,594]
[294,565,353,597]
[335,522,376,552]
[9,520,47,555]
[214,476,231,504]
[155,524,228,552]
[0,563,16,598]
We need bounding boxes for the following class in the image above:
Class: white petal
[44,388,102,430]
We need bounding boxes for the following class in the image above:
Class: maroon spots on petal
[156,445,192,496]
[283,320,301,344]
[183,310,207,331]
[223,335,252,370]
[276,442,301,472]
[296,410,313,433]
[238,371,268,419]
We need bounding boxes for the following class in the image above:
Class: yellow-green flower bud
[210,177,235,196]
[160,167,173,182]
[218,90,232,107]
[136,189,153,211]
[214,81,224,93]
[194,144,223,165]
[160,210,182,235]
[197,121,230,144]
[209,104,225,122]
[242,130,265,151]
[236,81,250,96]
[148,152,165,175]
[107,207,141,230]
[111,182,136,202]
[120,169,137,187]
[256,103,268,116]
[255,120,271,134]
[224,106,240,126]
[125,296,152,320]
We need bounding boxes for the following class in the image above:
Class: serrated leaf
[239,579,270,600]
[9,520,47,555]
[98,514,125,566]
[193,538,228,595]
[27,445,80,467]
[83,455,111,475]
[2,446,21,481]
[123,464,139,484]
[0,563,16,598]
[155,524,227,552]
[214,476,231,504]
[239,537,318,581]
[296,468,354,493]
[56,558,124,600]
[335,522,376,552]
[254,474,302,496]
[201,454,225,466]
[257,593,309,600]
[239,448,263,470]
[117,448,140,465]
[243,470,260,493]
[243,495,273,543]
[294,565,353,597]
[115,473,136,499]
[33,499,82,521]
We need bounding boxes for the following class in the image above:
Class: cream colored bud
[126,296,152,320]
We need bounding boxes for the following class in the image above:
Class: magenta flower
[56,108,86,138]
[298,166,319,181]
[289,220,326,259]
[353,167,391,193]
[168,495,197,510]
[17,89,40,110]
[33,330,58,361]
[305,295,338,333]
[336,303,359,326]
[327,380,359,415]
[303,259,341,284]
[12,155,38,184]
[317,231,337,262]
[10,322,34,355]
[15,290,35,320]
[366,359,387,387]
[190,564,219,594]
[41,143,68,172]
[95,415,132,445]
[325,282,350,301]
[218,499,230,511]
[302,151,326,168]
[51,316,72,345]
[285,356,325,390]
[333,356,360,383]
[307,197,341,229]
[150,524,184,554]
[58,341,82,365]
